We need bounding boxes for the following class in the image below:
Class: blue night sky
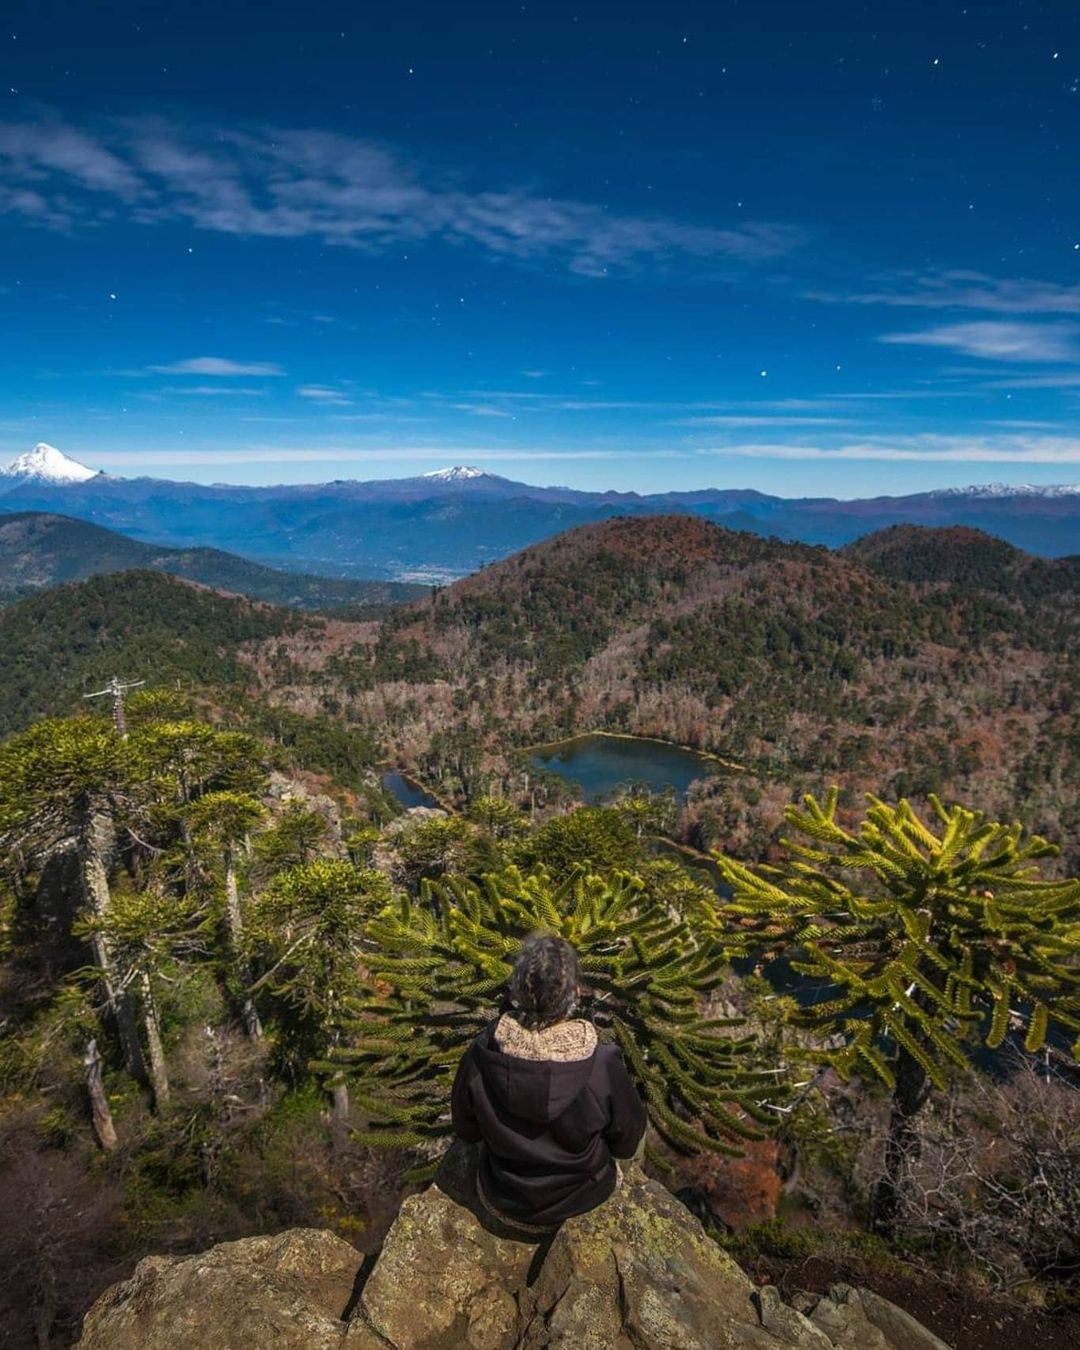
[1,0,1079,495]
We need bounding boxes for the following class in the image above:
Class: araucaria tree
[0,717,148,1081]
[716,790,1080,1234]
[249,859,392,1120]
[187,790,266,1041]
[325,863,784,1172]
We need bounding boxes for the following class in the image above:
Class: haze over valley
[3,443,1080,581]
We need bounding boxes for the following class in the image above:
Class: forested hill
[0,571,318,736]
[3,515,1079,862]
[0,511,426,609]
[841,523,1080,593]
[314,514,1079,857]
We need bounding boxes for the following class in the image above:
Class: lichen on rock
[77,1143,952,1349]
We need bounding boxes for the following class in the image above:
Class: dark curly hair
[506,934,581,1030]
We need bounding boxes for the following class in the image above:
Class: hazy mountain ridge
[0,512,426,609]
[2,450,1078,576]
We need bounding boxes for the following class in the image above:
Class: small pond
[529,734,718,804]
[381,770,441,810]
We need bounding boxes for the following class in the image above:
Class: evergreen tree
[76,883,212,1111]
[187,790,266,1040]
[326,863,782,1171]
[513,805,643,877]
[392,814,476,890]
[715,790,1080,1233]
[249,859,392,1117]
[0,717,148,1081]
[613,787,678,841]
[467,794,528,840]
[252,801,331,874]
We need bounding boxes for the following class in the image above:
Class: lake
[381,770,441,810]
[529,734,718,803]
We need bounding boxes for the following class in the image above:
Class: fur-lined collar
[493,1014,597,1063]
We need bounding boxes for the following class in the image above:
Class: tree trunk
[77,807,148,1084]
[83,1038,118,1151]
[224,846,263,1041]
[139,968,170,1109]
[332,1077,350,1122]
[870,1045,930,1236]
[330,1074,350,1152]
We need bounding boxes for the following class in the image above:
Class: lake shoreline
[524,728,746,775]
[379,764,456,814]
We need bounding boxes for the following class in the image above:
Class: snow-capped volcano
[0,443,100,485]
[421,465,490,481]
[931,482,1080,499]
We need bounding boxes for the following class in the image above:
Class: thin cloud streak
[813,271,1080,315]
[147,356,284,376]
[451,403,515,417]
[95,446,651,467]
[0,115,802,276]
[297,384,354,406]
[879,321,1080,363]
[706,434,1080,463]
[177,385,268,396]
[676,415,853,427]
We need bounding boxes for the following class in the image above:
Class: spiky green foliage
[327,863,784,1161]
[75,884,213,987]
[249,859,393,1067]
[187,790,264,852]
[716,790,1080,1090]
[0,716,129,857]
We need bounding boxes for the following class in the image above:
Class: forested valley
[2,515,1079,1348]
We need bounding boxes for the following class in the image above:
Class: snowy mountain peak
[422,465,489,481]
[931,482,1080,500]
[0,442,100,484]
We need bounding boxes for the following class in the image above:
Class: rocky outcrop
[264,770,345,848]
[78,1144,950,1349]
[77,1228,367,1350]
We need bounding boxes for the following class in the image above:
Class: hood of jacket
[470,1018,598,1125]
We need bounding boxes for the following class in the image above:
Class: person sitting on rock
[450,932,647,1233]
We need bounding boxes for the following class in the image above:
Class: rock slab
[78,1146,952,1349]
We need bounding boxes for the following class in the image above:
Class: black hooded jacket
[450,1018,647,1227]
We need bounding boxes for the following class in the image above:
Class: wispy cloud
[96,445,643,468]
[676,415,853,427]
[297,384,354,406]
[177,385,268,396]
[813,271,1080,315]
[704,433,1080,463]
[984,372,1080,390]
[0,114,802,276]
[451,402,514,418]
[879,321,1080,363]
[147,356,284,376]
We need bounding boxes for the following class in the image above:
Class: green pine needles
[324,864,784,1164]
[717,789,1080,1090]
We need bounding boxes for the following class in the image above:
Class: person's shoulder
[469,1017,501,1052]
[592,1038,624,1065]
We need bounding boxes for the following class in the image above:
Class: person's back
[450,934,646,1230]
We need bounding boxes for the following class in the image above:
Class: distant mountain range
[0,510,426,609]
[2,444,1078,577]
